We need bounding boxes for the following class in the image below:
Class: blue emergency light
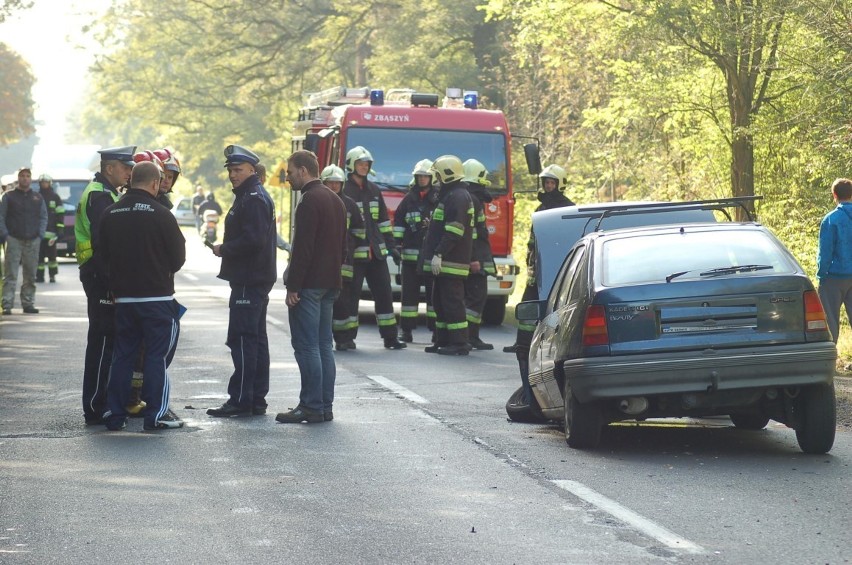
[370,89,384,106]
[463,91,478,109]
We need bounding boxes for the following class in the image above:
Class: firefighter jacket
[526,189,576,279]
[393,186,438,264]
[287,179,347,292]
[418,180,474,278]
[0,188,47,242]
[468,184,496,276]
[39,186,65,239]
[217,175,277,286]
[343,175,395,262]
[99,189,186,299]
[339,191,366,280]
[75,173,122,271]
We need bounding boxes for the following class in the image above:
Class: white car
[171,196,196,227]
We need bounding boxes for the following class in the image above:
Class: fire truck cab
[292,86,523,325]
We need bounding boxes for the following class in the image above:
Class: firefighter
[419,155,474,356]
[504,164,575,354]
[76,145,136,425]
[321,165,367,350]
[341,146,406,350]
[462,159,496,351]
[35,174,63,283]
[393,159,439,343]
[154,148,181,209]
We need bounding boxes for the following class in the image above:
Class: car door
[530,244,586,410]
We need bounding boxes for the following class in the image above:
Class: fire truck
[291,86,534,325]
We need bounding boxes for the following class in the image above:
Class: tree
[0,43,35,146]
[0,0,31,24]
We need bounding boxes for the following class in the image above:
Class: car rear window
[601,229,796,286]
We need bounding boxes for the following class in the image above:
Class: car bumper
[563,341,837,404]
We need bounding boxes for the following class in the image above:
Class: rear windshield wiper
[665,270,691,283]
[699,264,773,277]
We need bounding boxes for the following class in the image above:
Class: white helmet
[539,164,568,191]
[430,155,465,184]
[345,146,374,172]
[320,165,346,183]
[411,159,433,177]
[462,159,491,187]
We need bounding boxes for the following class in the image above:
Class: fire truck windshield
[345,127,508,194]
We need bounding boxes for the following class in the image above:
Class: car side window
[548,244,586,312]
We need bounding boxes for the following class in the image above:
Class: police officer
[321,165,367,350]
[419,155,474,356]
[76,145,136,425]
[393,159,438,343]
[341,146,406,350]
[462,159,496,351]
[35,174,63,283]
[504,164,575,354]
[207,145,277,418]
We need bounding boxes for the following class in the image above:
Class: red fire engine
[292,86,527,325]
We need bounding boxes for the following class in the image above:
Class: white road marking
[267,315,286,327]
[181,273,199,281]
[367,375,429,404]
[553,480,704,554]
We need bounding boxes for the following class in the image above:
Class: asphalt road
[1,236,850,564]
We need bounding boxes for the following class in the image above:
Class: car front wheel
[795,383,836,454]
[505,386,548,423]
[563,379,603,449]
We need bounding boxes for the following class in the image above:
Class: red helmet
[133,150,164,172]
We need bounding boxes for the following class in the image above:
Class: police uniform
[207,145,277,416]
[342,175,405,348]
[464,183,496,350]
[393,183,438,339]
[419,179,474,353]
[75,146,136,424]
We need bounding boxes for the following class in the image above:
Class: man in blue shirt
[817,177,852,342]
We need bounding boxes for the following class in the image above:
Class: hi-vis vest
[75,181,120,265]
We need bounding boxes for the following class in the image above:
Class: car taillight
[804,290,829,332]
[582,305,609,346]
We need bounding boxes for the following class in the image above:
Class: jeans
[2,236,39,309]
[289,288,338,413]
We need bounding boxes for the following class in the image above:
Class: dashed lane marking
[552,479,704,554]
[367,375,429,404]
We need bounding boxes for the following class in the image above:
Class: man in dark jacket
[0,167,47,315]
[342,146,406,350]
[462,159,497,351]
[207,145,277,418]
[393,159,438,343]
[35,174,63,283]
[99,160,186,431]
[277,151,347,424]
[418,155,474,356]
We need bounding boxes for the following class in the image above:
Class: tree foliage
[0,42,35,146]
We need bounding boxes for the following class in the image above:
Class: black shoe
[144,409,184,430]
[275,405,324,424]
[105,417,127,431]
[469,337,494,351]
[324,411,334,422]
[384,338,407,350]
[85,414,104,426]
[425,343,445,353]
[1,309,10,316]
[503,343,519,353]
[207,402,251,417]
[437,344,470,356]
[399,329,413,343]
[252,406,267,415]
[335,340,353,351]
[49,276,56,283]
[22,307,39,314]
[35,276,44,283]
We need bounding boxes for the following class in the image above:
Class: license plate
[56,242,67,250]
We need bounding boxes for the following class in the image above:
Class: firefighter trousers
[400,261,434,332]
[37,239,58,281]
[332,279,357,344]
[464,273,488,342]
[80,269,115,422]
[513,284,538,347]
[344,259,398,341]
[432,276,468,346]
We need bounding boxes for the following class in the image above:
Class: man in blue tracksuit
[817,177,852,343]
[207,145,277,418]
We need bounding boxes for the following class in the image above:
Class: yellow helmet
[411,159,433,177]
[462,159,491,187]
[430,155,465,184]
[320,165,346,183]
[345,146,374,172]
[539,164,568,190]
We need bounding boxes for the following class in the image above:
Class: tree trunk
[730,131,755,221]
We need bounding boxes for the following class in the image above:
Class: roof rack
[573,196,763,232]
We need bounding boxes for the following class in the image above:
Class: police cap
[98,146,137,166]
[223,144,260,168]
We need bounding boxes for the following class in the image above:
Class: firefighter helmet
[132,150,164,172]
[345,146,374,172]
[430,155,465,184]
[38,174,53,184]
[154,148,182,177]
[411,159,433,177]
[320,165,346,183]
[462,159,491,187]
[539,164,567,191]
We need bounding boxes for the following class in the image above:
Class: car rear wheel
[729,414,770,430]
[563,379,603,449]
[795,383,836,454]
[505,386,548,423]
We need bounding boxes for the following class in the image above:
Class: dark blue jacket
[217,175,277,286]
